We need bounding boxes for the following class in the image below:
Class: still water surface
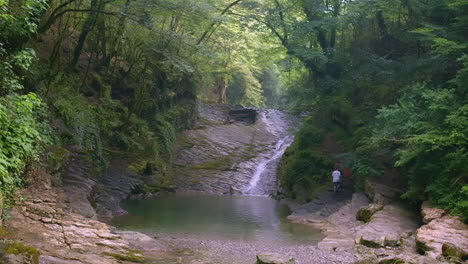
[113,194,323,245]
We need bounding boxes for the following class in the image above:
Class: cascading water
[243,110,295,196]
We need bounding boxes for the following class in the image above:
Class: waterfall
[243,110,294,196]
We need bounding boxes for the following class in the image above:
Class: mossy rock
[415,238,432,255]
[191,155,234,171]
[103,249,145,263]
[351,259,377,264]
[442,243,468,261]
[359,237,383,248]
[0,241,40,264]
[356,204,383,223]
[378,257,405,264]
[256,253,296,264]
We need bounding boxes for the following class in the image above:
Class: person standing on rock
[332,166,341,193]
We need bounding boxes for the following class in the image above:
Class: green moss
[192,155,233,171]
[0,241,41,264]
[128,159,150,173]
[442,243,468,260]
[45,147,70,172]
[359,237,382,249]
[103,249,145,263]
[378,258,405,264]
[415,239,431,255]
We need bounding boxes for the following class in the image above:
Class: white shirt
[332,170,341,182]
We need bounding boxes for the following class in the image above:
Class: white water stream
[243,110,295,195]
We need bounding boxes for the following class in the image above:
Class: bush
[0,93,49,202]
[279,116,333,201]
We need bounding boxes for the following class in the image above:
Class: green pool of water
[112,194,324,245]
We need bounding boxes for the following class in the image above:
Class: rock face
[3,187,169,264]
[62,148,97,219]
[416,215,468,260]
[256,253,296,264]
[91,160,145,221]
[355,204,419,248]
[364,179,402,205]
[172,103,292,195]
[421,201,445,224]
[352,180,419,248]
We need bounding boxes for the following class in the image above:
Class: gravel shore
[153,234,358,264]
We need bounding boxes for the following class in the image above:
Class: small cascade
[244,135,294,195]
[243,109,295,196]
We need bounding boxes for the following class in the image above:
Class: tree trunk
[69,0,103,69]
[217,76,228,104]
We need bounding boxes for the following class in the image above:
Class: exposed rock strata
[172,103,289,195]
[4,187,169,264]
[364,180,402,205]
[416,215,468,260]
[354,204,419,248]
[62,148,97,219]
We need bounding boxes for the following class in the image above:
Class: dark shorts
[333,182,341,187]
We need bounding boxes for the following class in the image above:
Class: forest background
[0,0,467,220]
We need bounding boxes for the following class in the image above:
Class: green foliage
[368,80,467,218]
[47,79,171,170]
[227,64,265,107]
[254,0,468,221]
[0,93,48,201]
[279,116,333,201]
[258,64,283,108]
[0,0,47,94]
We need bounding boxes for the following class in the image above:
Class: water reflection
[113,194,323,245]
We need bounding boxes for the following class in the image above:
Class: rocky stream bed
[1,103,467,264]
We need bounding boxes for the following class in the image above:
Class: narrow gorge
[2,104,466,264]
[1,1,467,263]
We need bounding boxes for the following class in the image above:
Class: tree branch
[197,0,243,45]
[39,8,120,33]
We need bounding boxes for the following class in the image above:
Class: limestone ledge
[416,214,468,262]
[3,187,169,264]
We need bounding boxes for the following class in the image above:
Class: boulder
[256,253,296,264]
[421,201,445,224]
[355,204,419,248]
[416,215,468,260]
[356,203,384,223]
